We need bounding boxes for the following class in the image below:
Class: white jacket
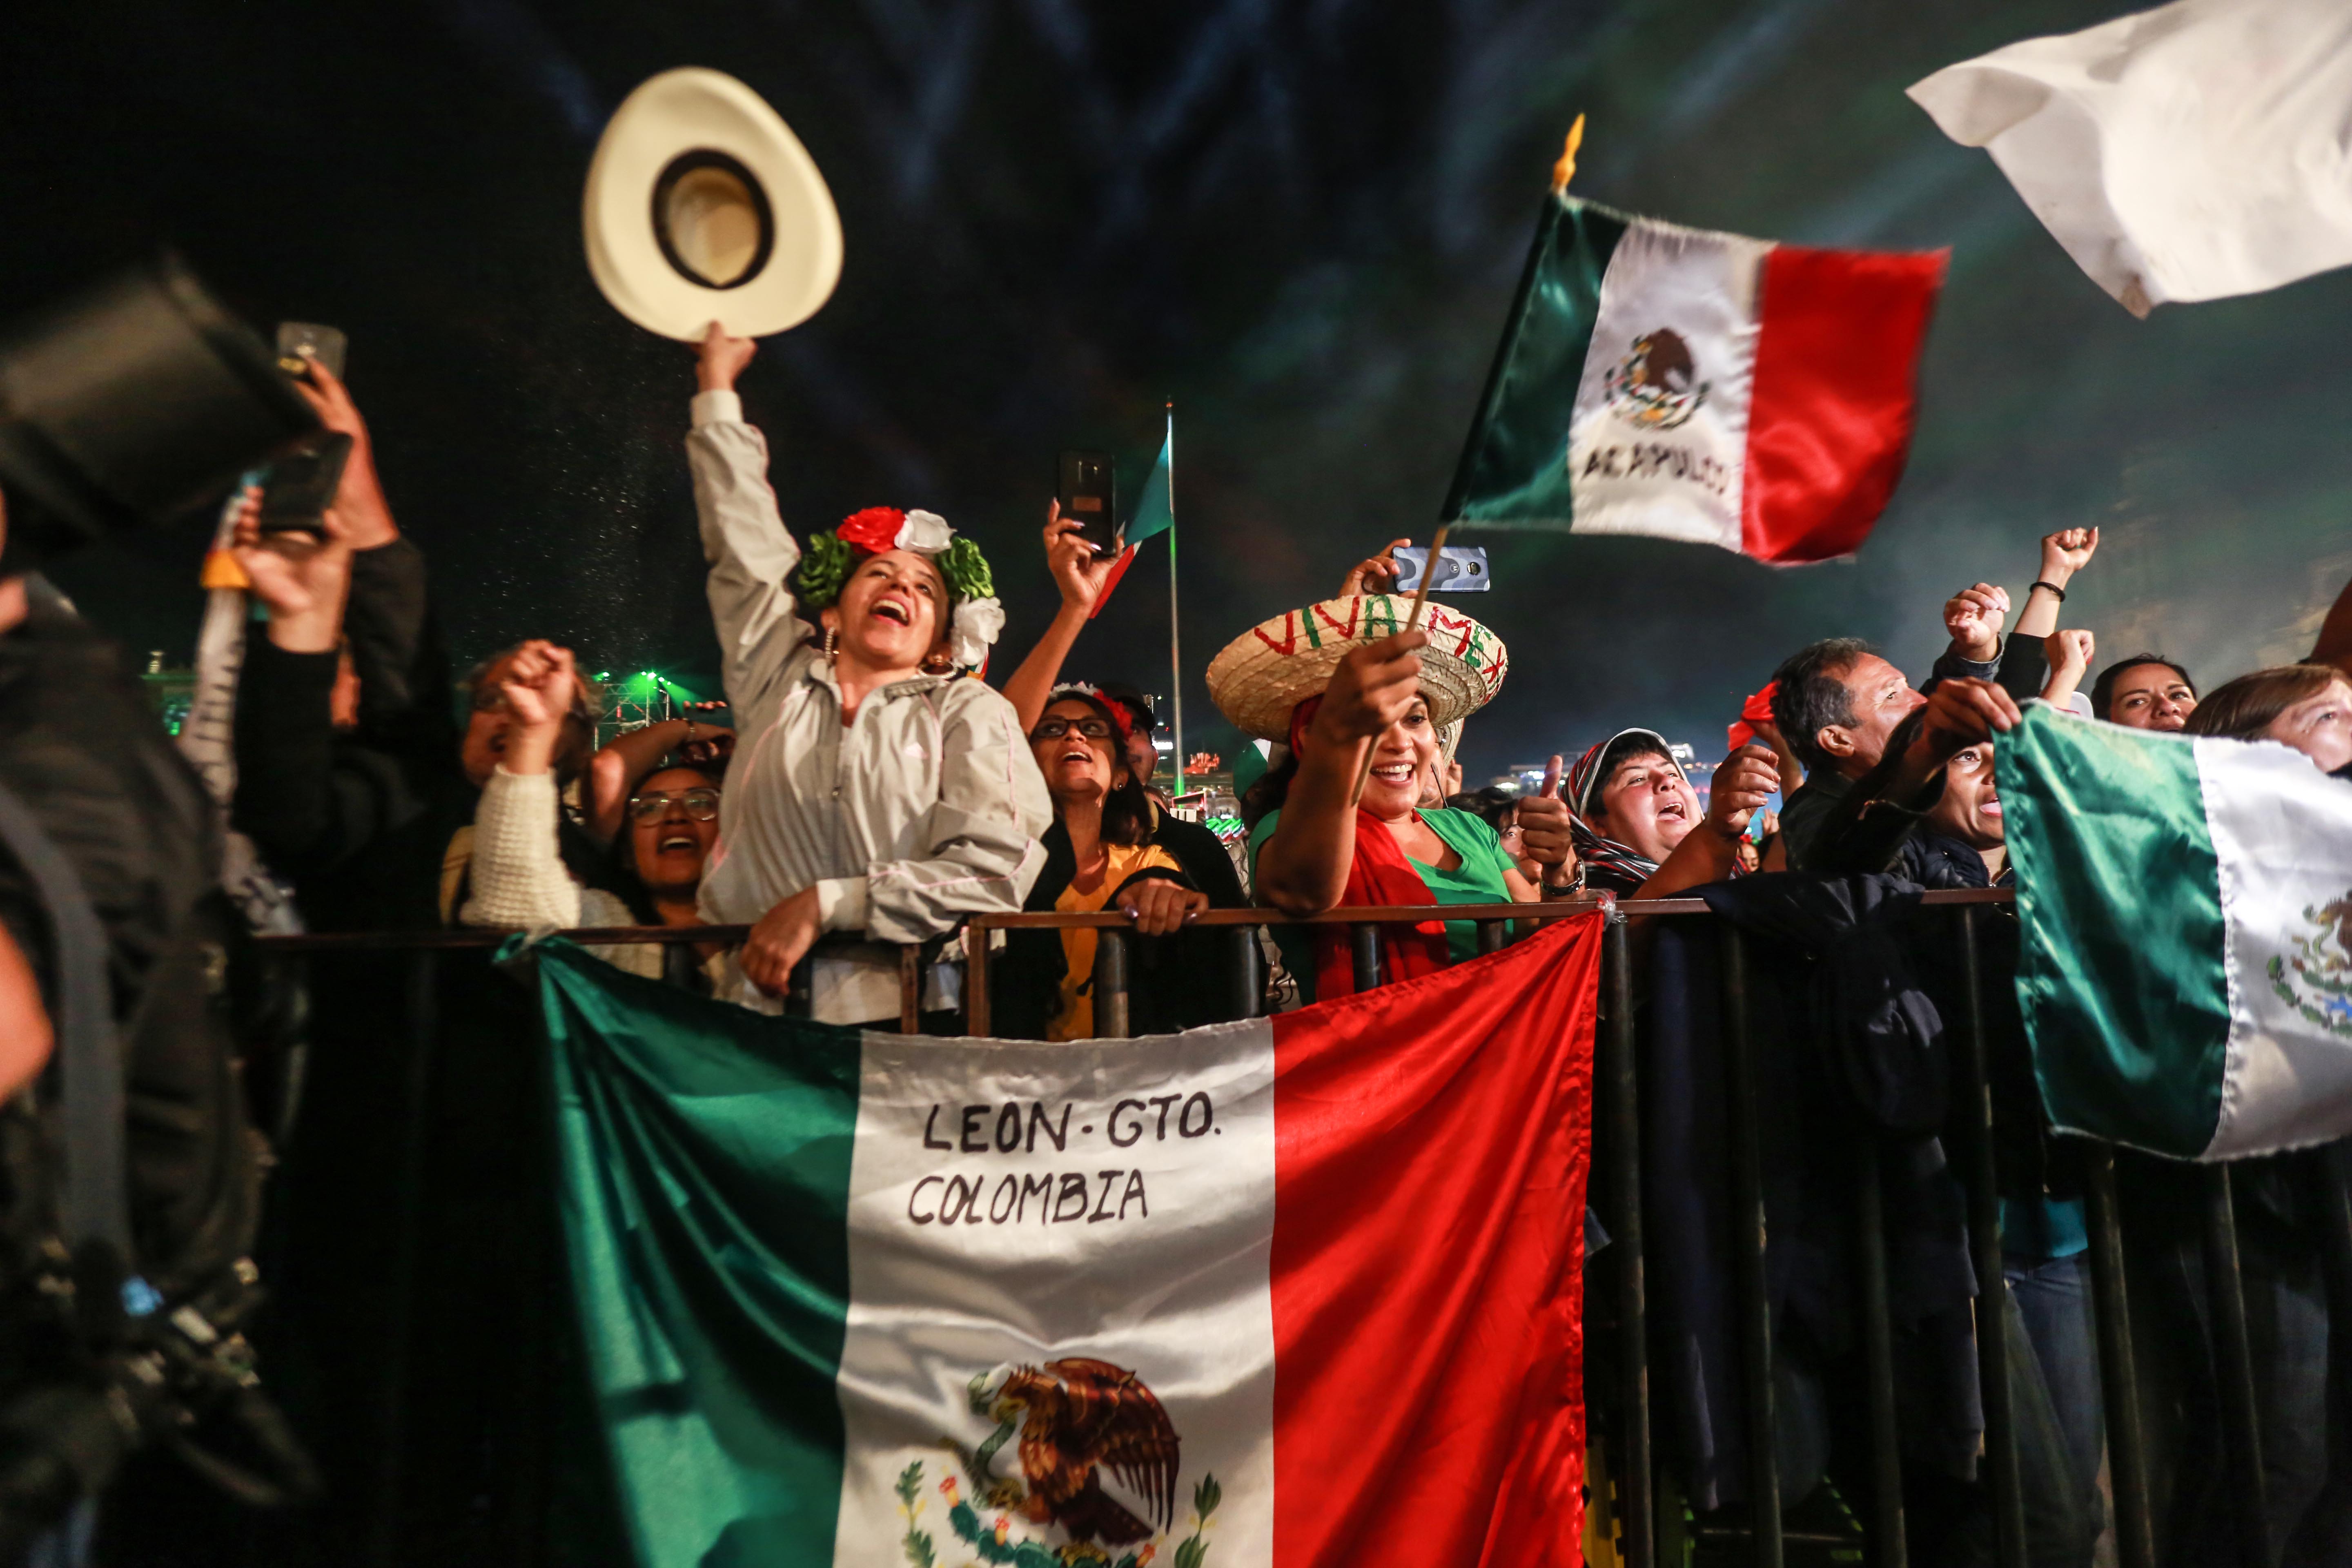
[686,392,1052,1022]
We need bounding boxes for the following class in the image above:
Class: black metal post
[1477,918,1506,957]
[1350,922,1381,993]
[1093,929,1131,1040]
[1226,925,1262,1021]
[2082,1142,2154,1568]
[372,948,441,1565]
[1719,925,1783,1568]
[1600,909,1654,1568]
[1854,1136,1907,1568]
[1957,908,2027,1568]
[2198,1163,2270,1568]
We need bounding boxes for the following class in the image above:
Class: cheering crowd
[189,323,2352,1566]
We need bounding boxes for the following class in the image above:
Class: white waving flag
[1909,0,2352,316]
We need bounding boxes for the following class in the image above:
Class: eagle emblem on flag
[2267,893,2352,1036]
[1604,327,1710,431]
[896,1360,1222,1568]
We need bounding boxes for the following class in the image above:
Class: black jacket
[0,597,263,1296]
[992,813,1245,1041]
[232,538,475,932]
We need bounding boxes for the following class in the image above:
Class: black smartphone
[1056,450,1118,557]
[258,432,352,535]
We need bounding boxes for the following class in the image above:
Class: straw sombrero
[1205,595,1508,743]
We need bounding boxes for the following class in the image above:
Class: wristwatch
[1540,865,1587,899]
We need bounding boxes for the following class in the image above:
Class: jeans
[2009,1252,2106,1546]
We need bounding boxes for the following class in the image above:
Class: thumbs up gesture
[1515,754,1579,887]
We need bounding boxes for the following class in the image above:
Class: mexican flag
[526,914,1599,1568]
[1443,192,1944,564]
[2001,706,2352,1159]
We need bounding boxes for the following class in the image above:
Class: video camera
[0,253,318,572]
[0,256,322,1558]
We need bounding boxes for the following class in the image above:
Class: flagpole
[1164,401,1183,802]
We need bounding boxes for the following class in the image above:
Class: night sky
[6,0,2349,778]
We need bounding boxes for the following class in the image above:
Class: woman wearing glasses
[458,640,720,982]
[996,685,1211,1040]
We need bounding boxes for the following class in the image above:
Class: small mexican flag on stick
[530,914,1601,1566]
[2002,706,2352,1160]
[1443,124,1945,564]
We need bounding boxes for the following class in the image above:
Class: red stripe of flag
[1741,245,1947,564]
[1269,914,1601,1562]
[1087,544,1139,620]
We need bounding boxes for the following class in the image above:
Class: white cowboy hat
[1205,595,1509,743]
[583,68,843,341]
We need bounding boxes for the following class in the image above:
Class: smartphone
[276,321,348,382]
[1391,545,1492,592]
[258,432,352,535]
[1056,450,1118,557]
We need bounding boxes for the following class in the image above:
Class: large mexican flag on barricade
[2001,706,2352,1160]
[521,912,1601,1568]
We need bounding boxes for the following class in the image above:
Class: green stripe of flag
[1443,195,1627,525]
[1999,707,2231,1157]
[536,940,862,1567]
[1127,431,1172,546]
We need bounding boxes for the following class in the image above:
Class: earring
[822,626,838,661]
[922,650,955,674]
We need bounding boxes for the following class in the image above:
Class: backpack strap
[0,781,129,1259]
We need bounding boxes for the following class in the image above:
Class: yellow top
[1049,841,1183,1042]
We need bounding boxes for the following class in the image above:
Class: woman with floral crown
[687,325,1051,1023]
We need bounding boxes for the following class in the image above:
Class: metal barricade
[248,888,2339,1568]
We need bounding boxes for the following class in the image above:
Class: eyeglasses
[1031,718,1113,741]
[628,788,721,823]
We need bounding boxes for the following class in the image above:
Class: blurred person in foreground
[1209,596,1577,1003]
[0,460,292,1553]
[994,685,1213,1040]
[685,326,1047,1024]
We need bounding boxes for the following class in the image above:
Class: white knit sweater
[459,766,662,980]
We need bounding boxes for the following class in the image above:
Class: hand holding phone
[276,322,348,382]
[258,432,353,536]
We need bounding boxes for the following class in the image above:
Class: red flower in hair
[836,507,905,554]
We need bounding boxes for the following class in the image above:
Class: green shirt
[1247,806,1521,1003]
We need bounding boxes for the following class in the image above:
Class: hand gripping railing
[248,885,2324,1568]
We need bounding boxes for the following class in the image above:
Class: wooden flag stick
[1348,521,1452,805]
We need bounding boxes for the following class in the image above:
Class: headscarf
[1566,728,1689,891]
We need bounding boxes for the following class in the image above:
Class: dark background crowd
[5,0,2350,774]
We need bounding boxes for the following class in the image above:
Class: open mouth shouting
[1655,797,1688,824]
[1369,761,1417,788]
[657,831,699,854]
[869,595,914,627]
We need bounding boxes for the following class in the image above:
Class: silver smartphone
[1392,545,1491,592]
